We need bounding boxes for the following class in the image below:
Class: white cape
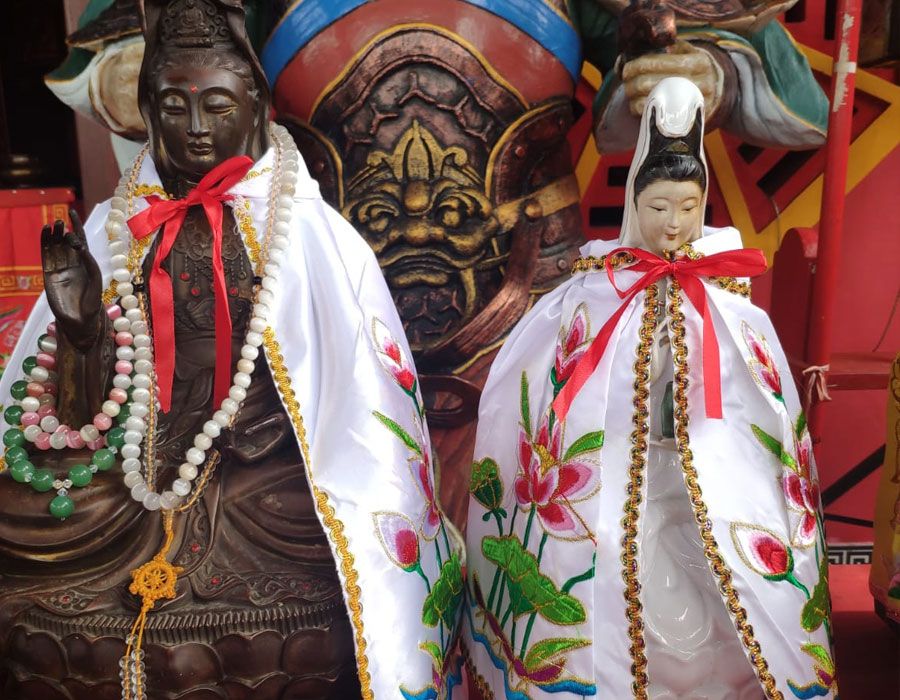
[0,141,465,699]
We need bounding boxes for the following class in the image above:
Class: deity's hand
[41,210,104,351]
[622,41,722,120]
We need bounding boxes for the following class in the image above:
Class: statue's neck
[161,175,200,200]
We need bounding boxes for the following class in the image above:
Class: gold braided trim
[261,327,373,699]
[668,281,782,700]
[132,184,167,199]
[711,276,751,298]
[620,283,657,699]
[461,641,495,700]
[233,199,261,267]
[571,251,635,273]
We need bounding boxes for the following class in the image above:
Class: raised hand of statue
[41,210,103,351]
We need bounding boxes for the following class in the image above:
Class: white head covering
[619,76,708,248]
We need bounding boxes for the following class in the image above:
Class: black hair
[633,153,706,200]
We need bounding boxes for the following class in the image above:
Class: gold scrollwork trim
[668,280,783,700]
[620,283,658,698]
[261,327,373,700]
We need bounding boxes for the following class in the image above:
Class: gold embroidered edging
[261,327,373,699]
[621,283,657,699]
[712,276,751,298]
[462,641,495,700]
[668,280,782,700]
[572,251,635,274]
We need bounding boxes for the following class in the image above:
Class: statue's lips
[380,248,483,276]
[187,142,214,156]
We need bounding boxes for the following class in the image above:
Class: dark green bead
[5,445,27,465]
[116,404,130,424]
[21,356,37,374]
[68,464,92,488]
[49,495,75,520]
[91,448,115,471]
[4,405,24,426]
[3,428,25,448]
[106,427,126,449]
[9,460,35,483]
[30,468,55,492]
[9,380,28,400]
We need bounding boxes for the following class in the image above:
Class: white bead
[160,490,180,510]
[113,317,131,332]
[130,402,149,418]
[248,318,266,335]
[23,424,42,441]
[39,416,59,432]
[124,430,142,445]
[109,197,128,213]
[229,386,247,403]
[116,282,134,297]
[276,194,293,210]
[134,347,152,361]
[279,182,296,197]
[251,303,269,320]
[133,334,151,348]
[237,358,254,374]
[274,207,291,223]
[131,388,151,404]
[213,410,231,427]
[120,444,141,459]
[123,470,144,487]
[193,432,213,451]
[29,366,49,383]
[108,241,127,256]
[220,398,239,416]
[122,458,141,473]
[21,396,40,412]
[267,248,285,265]
[110,254,128,270]
[120,295,139,310]
[113,374,132,389]
[80,425,100,442]
[130,321,148,336]
[172,478,191,496]
[273,220,290,237]
[282,169,298,184]
[113,268,131,283]
[38,336,57,353]
[49,432,68,449]
[261,276,277,292]
[105,220,124,236]
[125,308,143,323]
[257,290,274,307]
[130,482,150,502]
[102,400,121,417]
[245,331,263,347]
[142,492,162,511]
[241,344,259,360]
[179,462,199,480]
[125,416,145,433]
[233,371,252,389]
[134,359,153,375]
[116,346,135,361]
[270,235,289,251]
[186,447,205,465]
[132,373,151,389]
[203,420,221,438]
[263,263,280,278]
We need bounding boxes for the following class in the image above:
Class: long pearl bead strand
[110,124,298,512]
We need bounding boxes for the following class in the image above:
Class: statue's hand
[42,210,103,351]
[622,41,722,119]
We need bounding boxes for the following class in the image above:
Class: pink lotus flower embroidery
[373,318,417,395]
[374,512,421,571]
[730,522,794,580]
[742,322,783,400]
[411,452,442,540]
[514,415,599,540]
[783,430,821,548]
[554,303,591,385]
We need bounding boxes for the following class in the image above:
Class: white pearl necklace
[107,124,299,512]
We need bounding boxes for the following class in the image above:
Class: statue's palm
[42,212,103,350]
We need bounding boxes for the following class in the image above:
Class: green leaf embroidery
[470,457,504,512]
[524,637,590,672]
[521,372,531,438]
[422,552,464,629]
[373,411,423,457]
[563,431,605,462]
[751,424,797,471]
[801,556,830,633]
[482,536,586,625]
[795,412,808,440]
[420,640,443,666]
[800,643,834,674]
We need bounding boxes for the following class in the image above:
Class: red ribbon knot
[552,246,768,423]
[126,155,255,413]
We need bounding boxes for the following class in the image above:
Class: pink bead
[26,382,44,397]
[47,322,56,337]
[34,432,52,450]
[93,413,113,431]
[66,430,85,449]
[115,360,133,375]
[106,304,122,320]
[109,387,128,404]
[37,405,55,418]
[55,424,69,434]
[21,411,40,426]
[86,437,105,451]
[115,331,134,347]
[36,352,56,369]
[43,384,58,396]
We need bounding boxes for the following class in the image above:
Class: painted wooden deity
[463,78,836,700]
[0,1,464,698]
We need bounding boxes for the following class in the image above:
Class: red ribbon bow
[126,155,254,413]
[552,246,768,423]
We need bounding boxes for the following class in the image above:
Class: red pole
[805,0,862,440]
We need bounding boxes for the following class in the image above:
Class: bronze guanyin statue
[0,1,462,698]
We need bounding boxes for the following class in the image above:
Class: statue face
[152,63,255,180]
[634,180,703,255]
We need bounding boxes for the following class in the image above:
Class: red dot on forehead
[190,85,198,93]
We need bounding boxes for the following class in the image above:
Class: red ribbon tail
[678,275,723,419]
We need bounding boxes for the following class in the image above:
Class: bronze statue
[0,1,463,697]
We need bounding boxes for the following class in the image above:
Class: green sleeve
[567,0,619,74]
